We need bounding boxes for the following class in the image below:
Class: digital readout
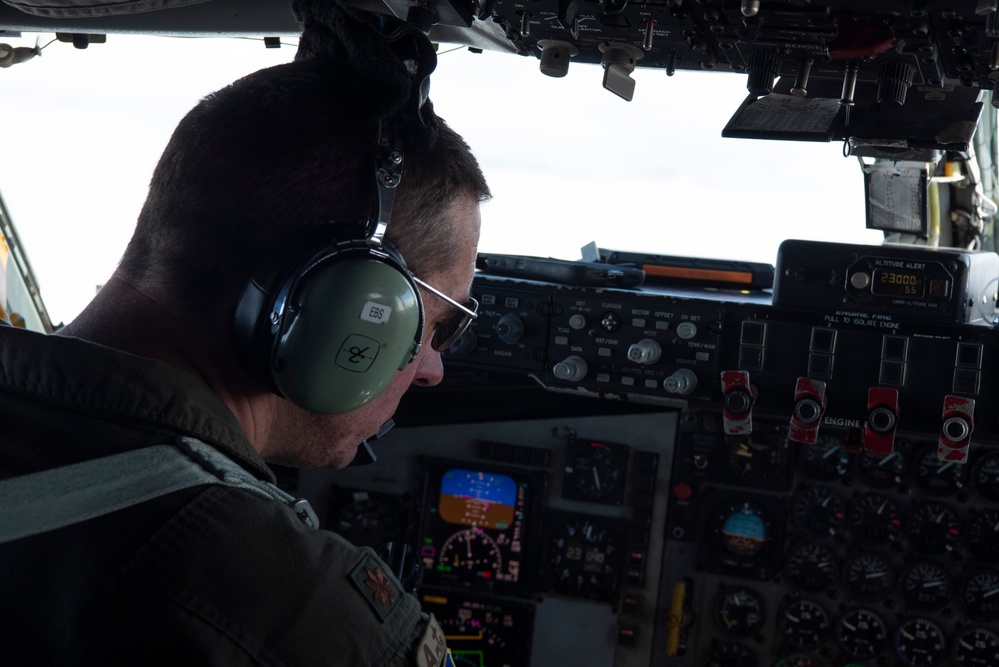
[872,269,925,297]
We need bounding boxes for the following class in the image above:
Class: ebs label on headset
[361,300,392,324]
[336,334,380,372]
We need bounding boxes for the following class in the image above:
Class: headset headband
[368,120,404,249]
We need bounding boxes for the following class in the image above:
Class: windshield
[0,33,883,326]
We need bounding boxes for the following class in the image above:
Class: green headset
[233,124,425,414]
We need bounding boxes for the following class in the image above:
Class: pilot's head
[116,52,489,467]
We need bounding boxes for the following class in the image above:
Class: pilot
[0,0,488,664]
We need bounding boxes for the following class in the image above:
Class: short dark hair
[118,58,489,317]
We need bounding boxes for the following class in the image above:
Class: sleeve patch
[347,553,403,622]
[416,614,448,667]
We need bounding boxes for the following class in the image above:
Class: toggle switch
[938,395,975,463]
[788,377,826,445]
[791,57,813,97]
[721,370,755,435]
[598,42,645,101]
[864,387,899,457]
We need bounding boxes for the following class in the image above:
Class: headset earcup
[271,256,422,413]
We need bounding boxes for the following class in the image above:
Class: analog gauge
[966,509,999,559]
[894,617,947,667]
[901,560,953,611]
[780,598,831,651]
[438,528,503,576]
[791,484,845,537]
[546,513,624,601]
[562,439,628,505]
[713,585,766,638]
[953,626,999,667]
[843,551,897,601]
[972,449,999,502]
[861,449,906,487]
[905,500,961,555]
[836,607,888,661]
[702,495,784,579]
[727,432,789,486]
[799,436,850,480]
[846,492,903,543]
[914,446,966,496]
[959,568,999,619]
[330,493,401,549]
[786,542,838,592]
[774,655,824,667]
[706,641,756,667]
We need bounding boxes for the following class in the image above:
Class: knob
[553,355,588,382]
[405,4,436,34]
[627,338,661,365]
[568,314,587,330]
[876,60,916,106]
[495,313,525,344]
[746,51,780,97]
[676,322,697,339]
[663,368,697,395]
[598,42,645,101]
[538,40,578,78]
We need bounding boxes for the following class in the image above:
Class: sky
[0,31,883,326]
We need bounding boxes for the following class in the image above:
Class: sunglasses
[411,275,479,351]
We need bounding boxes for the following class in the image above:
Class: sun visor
[1,0,209,18]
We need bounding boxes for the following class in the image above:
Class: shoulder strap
[0,437,319,545]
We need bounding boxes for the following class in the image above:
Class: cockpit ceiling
[1,0,996,151]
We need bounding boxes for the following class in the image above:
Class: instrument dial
[972,450,999,501]
[726,433,789,486]
[959,568,999,619]
[562,439,628,504]
[861,449,906,487]
[786,542,838,592]
[953,626,999,667]
[846,492,903,544]
[704,495,784,579]
[894,617,947,667]
[780,598,831,651]
[835,607,888,661]
[901,560,953,611]
[438,528,503,575]
[966,509,999,559]
[546,513,624,601]
[914,446,966,496]
[799,436,850,480]
[713,585,766,638]
[791,483,845,537]
[905,500,961,555]
[843,551,897,601]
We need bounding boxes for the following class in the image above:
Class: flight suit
[0,325,447,666]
